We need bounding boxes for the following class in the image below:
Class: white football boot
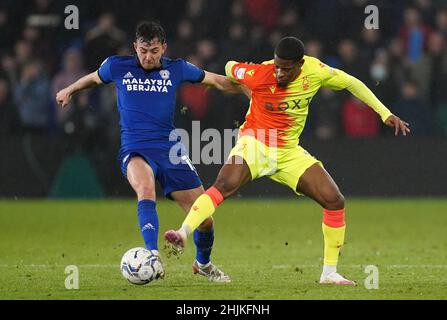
[192,261,231,283]
[151,250,165,280]
[319,272,356,285]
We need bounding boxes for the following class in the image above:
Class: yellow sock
[182,194,216,234]
[322,223,346,266]
[322,208,346,266]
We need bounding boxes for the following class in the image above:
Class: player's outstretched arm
[202,71,250,97]
[56,71,103,108]
[321,66,410,137]
[345,76,411,136]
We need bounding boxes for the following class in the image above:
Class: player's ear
[161,43,167,53]
[298,58,305,67]
[133,42,138,52]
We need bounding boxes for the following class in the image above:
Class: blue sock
[193,228,214,265]
[137,200,159,250]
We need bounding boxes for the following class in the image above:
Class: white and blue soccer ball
[120,247,164,285]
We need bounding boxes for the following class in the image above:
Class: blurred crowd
[1,0,447,153]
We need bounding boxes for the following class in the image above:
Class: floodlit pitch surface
[0,199,446,299]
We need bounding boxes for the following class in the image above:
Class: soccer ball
[120,247,164,285]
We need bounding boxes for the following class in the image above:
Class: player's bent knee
[323,192,345,211]
[133,182,156,200]
[213,177,239,199]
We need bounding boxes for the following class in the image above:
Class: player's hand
[56,87,72,108]
[385,114,410,136]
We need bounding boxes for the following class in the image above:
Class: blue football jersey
[97,55,205,149]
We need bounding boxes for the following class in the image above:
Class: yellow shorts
[228,135,322,195]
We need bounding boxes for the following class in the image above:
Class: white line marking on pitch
[1,264,447,269]
[272,264,447,269]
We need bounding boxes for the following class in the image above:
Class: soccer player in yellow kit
[165,37,410,284]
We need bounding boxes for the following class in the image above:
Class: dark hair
[274,37,305,61]
[135,21,166,44]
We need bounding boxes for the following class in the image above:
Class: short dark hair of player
[135,21,166,44]
[274,37,305,61]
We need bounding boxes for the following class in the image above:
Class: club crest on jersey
[302,76,310,91]
[159,70,170,80]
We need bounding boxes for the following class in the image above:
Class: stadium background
[0,0,446,198]
[1,0,447,301]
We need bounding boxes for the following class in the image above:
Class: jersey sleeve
[97,56,115,84]
[318,59,393,122]
[225,61,263,90]
[318,60,352,90]
[181,60,205,83]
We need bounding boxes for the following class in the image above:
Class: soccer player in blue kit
[56,21,242,282]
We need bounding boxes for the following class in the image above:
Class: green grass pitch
[0,198,446,300]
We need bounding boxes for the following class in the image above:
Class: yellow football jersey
[226,55,392,148]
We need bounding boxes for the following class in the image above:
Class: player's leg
[171,186,216,264]
[171,187,230,282]
[296,163,345,210]
[296,163,355,285]
[165,134,264,251]
[164,156,252,248]
[171,185,205,213]
[126,156,160,252]
[182,155,252,234]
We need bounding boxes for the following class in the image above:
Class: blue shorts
[118,143,202,199]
